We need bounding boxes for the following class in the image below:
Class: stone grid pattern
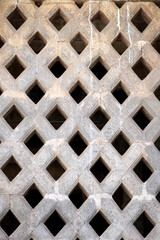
[0,0,160,239]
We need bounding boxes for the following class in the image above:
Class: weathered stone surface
[0,0,160,239]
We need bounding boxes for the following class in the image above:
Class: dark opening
[24,183,43,208]
[154,136,160,151]
[70,83,87,103]
[24,131,44,154]
[46,106,66,130]
[89,211,110,236]
[133,158,152,182]
[75,0,84,8]
[49,58,67,78]
[6,56,25,79]
[115,1,125,8]
[0,37,5,48]
[156,190,160,203]
[50,10,67,31]
[132,58,151,80]
[46,157,66,180]
[34,0,43,7]
[154,2,160,8]
[70,33,87,54]
[91,11,109,32]
[134,211,155,237]
[44,210,66,236]
[112,184,131,210]
[3,105,23,129]
[154,85,160,101]
[112,82,128,104]
[26,82,45,104]
[133,107,152,130]
[0,210,20,236]
[90,157,109,183]
[69,183,87,209]
[90,107,109,130]
[131,8,151,32]
[7,7,26,30]
[90,58,108,80]
[112,33,129,55]
[112,132,130,155]
[1,156,21,181]
[152,34,160,54]
[69,132,87,156]
[28,32,46,54]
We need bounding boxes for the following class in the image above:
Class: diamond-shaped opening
[3,105,23,129]
[28,32,46,54]
[112,33,129,55]
[134,211,155,237]
[49,57,67,78]
[46,106,67,130]
[112,184,131,210]
[44,210,66,236]
[154,136,160,151]
[90,57,108,80]
[6,55,25,79]
[154,85,160,101]
[156,189,160,203]
[26,81,45,104]
[70,81,87,104]
[34,0,43,7]
[132,107,152,130]
[91,11,109,32]
[112,82,129,104]
[75,0,84,8]
[133,158,153,182]
[90,157,110,183]
[132,57,152,80]
[24,183,43,208]
[46,157,66,181]
[69,132,88,156]
[24,131,44,155]
[90,107,109,130]
[70,33,87,54]
[0,36,5,49]
[50,9,67,31]
[131,8,151,32]
[112,132,130,155]
[89,211,110,236]
[1,156,21,181]
[0,210,20,236]
[115,1,125,8]
[152,34,160,54]
[7,7,26,30]
[69,183,87,209]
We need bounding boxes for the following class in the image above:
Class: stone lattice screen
[0,0,160,239]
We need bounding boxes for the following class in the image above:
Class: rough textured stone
[0,0,160,240]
